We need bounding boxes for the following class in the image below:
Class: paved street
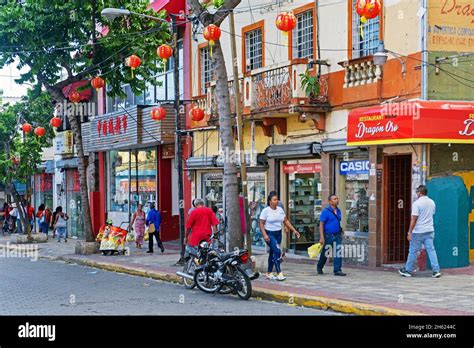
[0,257,335,315]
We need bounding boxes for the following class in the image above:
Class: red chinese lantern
[364,0,381,20]
[34,127,46,137]
[11,156,19,166]
[22,123,32,134]
[91,76,105,92]
[151,106,167,121]
[69,91,81,103]
[125,54,141,79]
[275,12,297,33]
[190,106,205,122]
[50,116,62,128]
[356,0,381,23]
[157,44,173,64]
[203,24,221,57]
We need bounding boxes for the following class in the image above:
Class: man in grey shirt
[399,185,441,278]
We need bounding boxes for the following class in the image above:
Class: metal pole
[229,11,252,254]
[171,15,186,264]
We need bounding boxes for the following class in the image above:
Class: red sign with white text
[347,101,474,146]
[283,163,321,174]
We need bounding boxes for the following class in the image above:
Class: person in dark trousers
[399,185,441,278]
[146,202,164,253]
[317,194,347,276]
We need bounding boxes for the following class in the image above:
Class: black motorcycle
[193,241,255,300]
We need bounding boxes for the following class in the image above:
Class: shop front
[265,142,322,254]
[347,100,474,268]
[88,105,178,241]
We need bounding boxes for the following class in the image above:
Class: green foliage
[0,92,54,186]
[0,0,171,99]
[299,70,320,98]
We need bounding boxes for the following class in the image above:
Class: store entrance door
[384,155,412,263]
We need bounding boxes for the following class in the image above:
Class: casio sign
[340,160,370,175]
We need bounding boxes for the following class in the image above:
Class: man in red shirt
[185,199,219,247]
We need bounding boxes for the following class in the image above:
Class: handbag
[148,223,156,233]
[126,229,135,242]
[144,230,149,241]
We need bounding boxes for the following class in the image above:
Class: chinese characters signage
[97,114,128,137]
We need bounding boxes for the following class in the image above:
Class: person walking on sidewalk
[259,192,300,281]
[184,199,218,251]
[146,202,164,253]
[317,195,347,276]
[53,206,69,242]
[399,185,442,278]
[36,204,51,237]
[130,203,146,249]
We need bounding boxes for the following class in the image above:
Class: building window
[200,46,213,95]
[351,0,380,59]
[245,28,263,71]
[293,10,314,59]
[130,148,157,214]
[107,150,131,212]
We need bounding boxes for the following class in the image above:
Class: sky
[0,61,30,102]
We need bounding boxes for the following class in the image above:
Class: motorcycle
[192,241,256,300]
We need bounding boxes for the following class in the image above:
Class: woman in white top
[259,192,300,281]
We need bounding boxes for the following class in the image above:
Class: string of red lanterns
[91,76,105,92]
[151,106,167,121]
[34,127,46,137]
[125,54,141,79]
[157,44,173,65]
[355,0,381,38]
[190,106,205,122]
[50,116,62,128]
[68,91,81,104]
[203,24,221,58]
[22,123,32,134]
[275,11,296,34]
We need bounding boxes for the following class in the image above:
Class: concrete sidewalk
[1,235,472,316]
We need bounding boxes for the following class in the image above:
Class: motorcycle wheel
[233,267,252,300]
[194,268,220,293]
[183,259,196,289]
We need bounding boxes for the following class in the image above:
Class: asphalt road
[0,257,336,315]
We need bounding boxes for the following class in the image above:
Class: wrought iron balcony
[192,59,329,124]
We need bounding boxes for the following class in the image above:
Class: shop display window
[130,148,157,214]
[344,174,369,232]
[288,173,322,251]
[108,150,131,212]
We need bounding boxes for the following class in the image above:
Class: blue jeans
[405,232,440,273]
[56,227,67,241]
[39,222,49,234]
[317,233,343,273]
[265,230,282,274]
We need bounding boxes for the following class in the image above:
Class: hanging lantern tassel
[203,24,221,59]
[360,17,366,39]
[209,40,215,58]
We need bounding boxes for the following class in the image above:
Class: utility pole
[171,14,186,265]
[229,11,252,254]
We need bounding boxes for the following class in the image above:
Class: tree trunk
[213,41,243,250]
[49,88,94,242]
[9,184,31,241]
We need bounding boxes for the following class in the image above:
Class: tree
[0,0,171,242]
[0,91,55,241]
[187,0,243,249]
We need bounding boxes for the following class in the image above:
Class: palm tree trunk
[213,41,243,250]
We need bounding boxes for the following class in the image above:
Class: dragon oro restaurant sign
[347,101,474,146]
[428,0,474,52]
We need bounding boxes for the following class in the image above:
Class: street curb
[0,243,423,316]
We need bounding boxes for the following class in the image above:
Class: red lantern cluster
[275,12,297,32]
[50,117,62,128]
[91,76,105,92]
[125,54,141,78]
[190,106,205,122]
[69,91,81,103]
[355,0,381,23]
[34,127,46,138]
[22,123,32,134]
[151,106,167,121]
[157,44,173,64]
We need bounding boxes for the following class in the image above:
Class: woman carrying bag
[145,202,164,254]
[130,203,146,248]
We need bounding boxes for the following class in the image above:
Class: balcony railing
[194,59,329,121]
[339,56,382,88]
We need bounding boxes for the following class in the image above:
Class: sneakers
[399,268,412,277]
[265,272,277,280]
[432,271,442,278]
[276,272,286,281]
[334,271,347,276]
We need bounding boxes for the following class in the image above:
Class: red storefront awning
[347,100,474,146]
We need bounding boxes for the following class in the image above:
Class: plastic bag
[126,230,135,242]
[307,242,323,259]
[144,230,149,241]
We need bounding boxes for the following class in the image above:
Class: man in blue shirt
[317,194,346,276]
[146,202,164,253]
